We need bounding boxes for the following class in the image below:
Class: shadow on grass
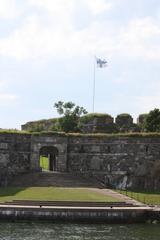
[0,187,27,197]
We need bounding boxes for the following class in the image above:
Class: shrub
[143,108,160,132]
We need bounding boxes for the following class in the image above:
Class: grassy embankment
[0,156,119,203]
[119,190,160,205]
[39,158,160,205]
[0,187,119,203]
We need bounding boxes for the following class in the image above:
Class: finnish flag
[96,57,107,68]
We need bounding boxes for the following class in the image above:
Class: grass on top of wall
[0,187,120,203]
[1,130,160,138]
[32,131,160,138]
[0,129,30,134]
[118,190,160,205]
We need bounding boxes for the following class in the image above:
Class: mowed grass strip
[119,190,160,205]
[0,187,120,203]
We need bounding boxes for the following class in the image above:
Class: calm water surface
[0,222,159,240]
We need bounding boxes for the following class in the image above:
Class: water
[0,222,159,240]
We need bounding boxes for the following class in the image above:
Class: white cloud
[0,0,160,61]
[28,0,75,29]
[0,14,116,60]
[0,93,18,106]
[85,0,113,15]
[0,15,43,59]
[133,80,160,114]
[113,72,129,84]
[0,75,18,106]
[135,95,160,113]
[28,0,74,13]
[117,17,160,60]
[0,0,114,59]
[28,0,112,16]
[0,0,19,19]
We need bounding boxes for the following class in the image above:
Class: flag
[96,57,107,68]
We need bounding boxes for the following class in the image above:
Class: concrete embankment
[0,205,153,223]
[148,207,160,222]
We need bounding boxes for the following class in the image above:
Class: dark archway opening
[39,146,58,172]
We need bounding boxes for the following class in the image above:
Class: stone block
[0,143,8,150]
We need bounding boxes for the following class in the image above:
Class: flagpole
[92,56,96,113]
[92,56,107,113]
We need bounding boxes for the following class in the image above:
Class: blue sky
[0,0,160,129]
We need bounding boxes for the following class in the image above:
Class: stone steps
[10,171,102,188]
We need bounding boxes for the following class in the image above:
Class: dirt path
[88,188,145,206]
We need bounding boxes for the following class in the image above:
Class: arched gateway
[40,146,58,171]
[30,135,68,172]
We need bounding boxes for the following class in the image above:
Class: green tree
[54,101,88,132]
[144,108,160,132]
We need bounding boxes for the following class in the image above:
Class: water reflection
[0,223,159,240]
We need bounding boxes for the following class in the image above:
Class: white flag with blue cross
[96,57,107,68]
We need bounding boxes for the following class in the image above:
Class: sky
[1,0,160,129]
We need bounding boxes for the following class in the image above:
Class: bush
[143,108,160,132]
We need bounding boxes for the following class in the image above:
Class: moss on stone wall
[21,118,61,132]
[80,113,113,124]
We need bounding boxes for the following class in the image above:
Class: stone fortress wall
[21,113,147,133]
[67,135,160,190]
[0,132,160,190]
[0,133,31,185]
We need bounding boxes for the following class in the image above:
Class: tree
[143,108,160,132]
[54,101,88,132]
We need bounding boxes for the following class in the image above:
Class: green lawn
[40,156,49,170]
[119,190,160,205]
[0,187,119,203]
